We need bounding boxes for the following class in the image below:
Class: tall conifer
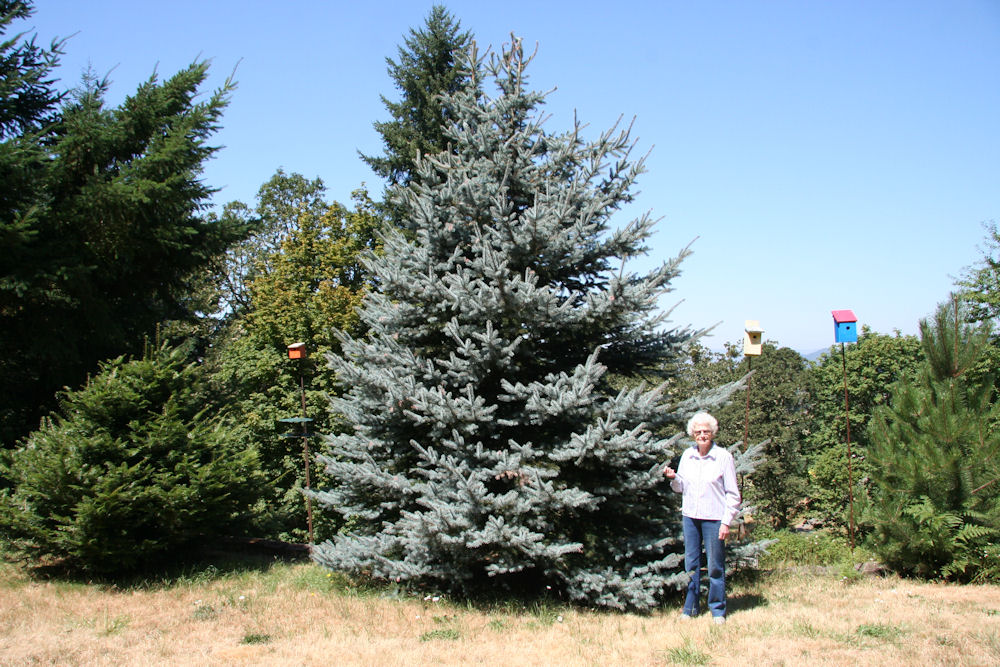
[312,40,755,610]
[360,5,473,188]
[867,298,1000,581]
[0,6,244,446]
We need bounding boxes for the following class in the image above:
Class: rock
[855,560,889,577]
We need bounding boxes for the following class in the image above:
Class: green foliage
[756,529,857,567]
[212,169,333,318]
[865,298,1000,582]
[361,5,474,188]
[0,5,246,447]
[956,220,1000,325]
[0,0,63,137]
[804,329,924,531]
[210,177,382,542]
[0,345,261,573]
[680,342,810,527]
[419,628,461,642]
[665,640,710,665]
[856,623,904,642]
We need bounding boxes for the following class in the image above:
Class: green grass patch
[664,639,710,665]
[487,618,508,631]
[419,628,460,641]
[792,619,822,638]
[192,603,218,621]
[856,622,904,641]
[241,632,272,645]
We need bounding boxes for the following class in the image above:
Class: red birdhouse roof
[831,309,857,323]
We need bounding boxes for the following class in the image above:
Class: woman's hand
[663,466,676,479]
[719,524,730,541]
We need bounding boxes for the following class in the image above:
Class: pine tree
[311,40,756,611]
[360,5,473,188]
[866,297,1000,581]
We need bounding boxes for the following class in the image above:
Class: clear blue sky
[27,1,1000,354]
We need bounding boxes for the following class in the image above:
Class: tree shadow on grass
[727,591,769,613]
[12,536,311,591]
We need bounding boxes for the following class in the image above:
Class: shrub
[757,529,858,567]
[0,345,261,573]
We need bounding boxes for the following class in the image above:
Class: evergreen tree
[311,40,756,611]
[0,0,62,137]
[866,298,1000,582]
[0,0,63,445]
[360,5,474,188]
[0,344,261,573]
[0,36,246,446]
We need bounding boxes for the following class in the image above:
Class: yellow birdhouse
[743,320,763,356]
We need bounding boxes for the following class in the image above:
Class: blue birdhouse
[831,309,858,343]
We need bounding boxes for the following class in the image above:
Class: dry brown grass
[1,559,998,667]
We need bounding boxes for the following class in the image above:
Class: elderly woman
[663,411,741,624]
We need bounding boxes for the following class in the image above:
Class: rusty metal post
[298,369,314,545]
[841,342,856,552]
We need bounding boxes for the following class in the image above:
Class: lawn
[1,551,998,666]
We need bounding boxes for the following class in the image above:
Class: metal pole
[840,342,856,552]
[299,367,314,545]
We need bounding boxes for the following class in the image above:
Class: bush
[0,345,262,573]
[757,529,859,568]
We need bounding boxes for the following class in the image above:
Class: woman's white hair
[686,411,719,436]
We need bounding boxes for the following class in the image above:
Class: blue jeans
[682,516,727,617]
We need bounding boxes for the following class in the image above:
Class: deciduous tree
[804,328,923,531]
[211,179,381,542]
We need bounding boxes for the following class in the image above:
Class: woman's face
[691,423,714,449]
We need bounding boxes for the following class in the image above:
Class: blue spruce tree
[311,39,756,611]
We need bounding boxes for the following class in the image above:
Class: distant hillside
[802,347,831,362]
